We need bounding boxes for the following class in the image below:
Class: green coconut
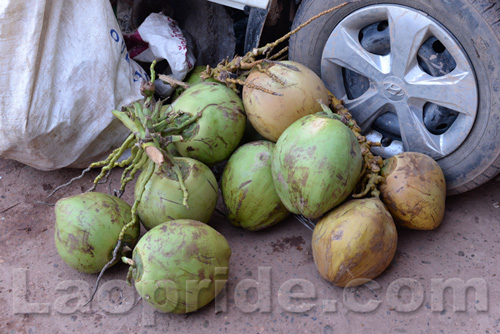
[54,192,139,274]
[171,66,217,101]
[271,113,363,219]
[170,82,246,165]
[135,157,218,230]
[127,219,231,313]
[221,140,289,231]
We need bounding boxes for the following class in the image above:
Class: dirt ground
[1,156,499,334]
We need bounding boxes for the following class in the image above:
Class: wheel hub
[321,4,478,159]
[381,76,406,101]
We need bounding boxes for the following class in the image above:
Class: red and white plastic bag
[124,13,196,96]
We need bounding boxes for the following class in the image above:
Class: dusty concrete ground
[0,156,499,334]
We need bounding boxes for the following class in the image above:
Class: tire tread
[469,0,500,39]
[449,156,500,195]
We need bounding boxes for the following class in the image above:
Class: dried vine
[328,96,385,198]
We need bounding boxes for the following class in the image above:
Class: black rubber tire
[289,0,500,195]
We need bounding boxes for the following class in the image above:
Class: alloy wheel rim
[321,4,478,159]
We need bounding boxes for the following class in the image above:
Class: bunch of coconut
[52,59,447,318]
[53,70,250,314]
[219,60,446,288]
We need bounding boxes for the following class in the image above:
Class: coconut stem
[158,74,190,90]
[252,3,348,58]
[121,256,135,267]
[90,134,137,190]
[47,133,135,198]
[119,150,148,194]
[84,239,123,306]
[173,163,189,209]
[84,158,155,306]
[318,101,338,118]
[295,214,316,232]
[47,165,93,198]
[329,97,385,199]
[268,46,289,61]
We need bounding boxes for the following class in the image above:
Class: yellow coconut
[380,152,446,230]
[311,198,397,287]
[242,61,329,142]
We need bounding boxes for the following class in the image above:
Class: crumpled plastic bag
[0,0,194,170]
[124,13,196,96]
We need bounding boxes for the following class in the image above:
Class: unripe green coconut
[128,219,231,313]
[272,113,362,219]
[221,140,289,231]
[171,66,217,101]
[54,192,139,274]
[170,82,246,165]
[135,157,218,230]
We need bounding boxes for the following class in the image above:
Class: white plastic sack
[0,0,193,170]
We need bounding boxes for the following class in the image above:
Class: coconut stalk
[327,96,385,198]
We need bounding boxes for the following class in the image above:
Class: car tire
[289,0,500,195]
